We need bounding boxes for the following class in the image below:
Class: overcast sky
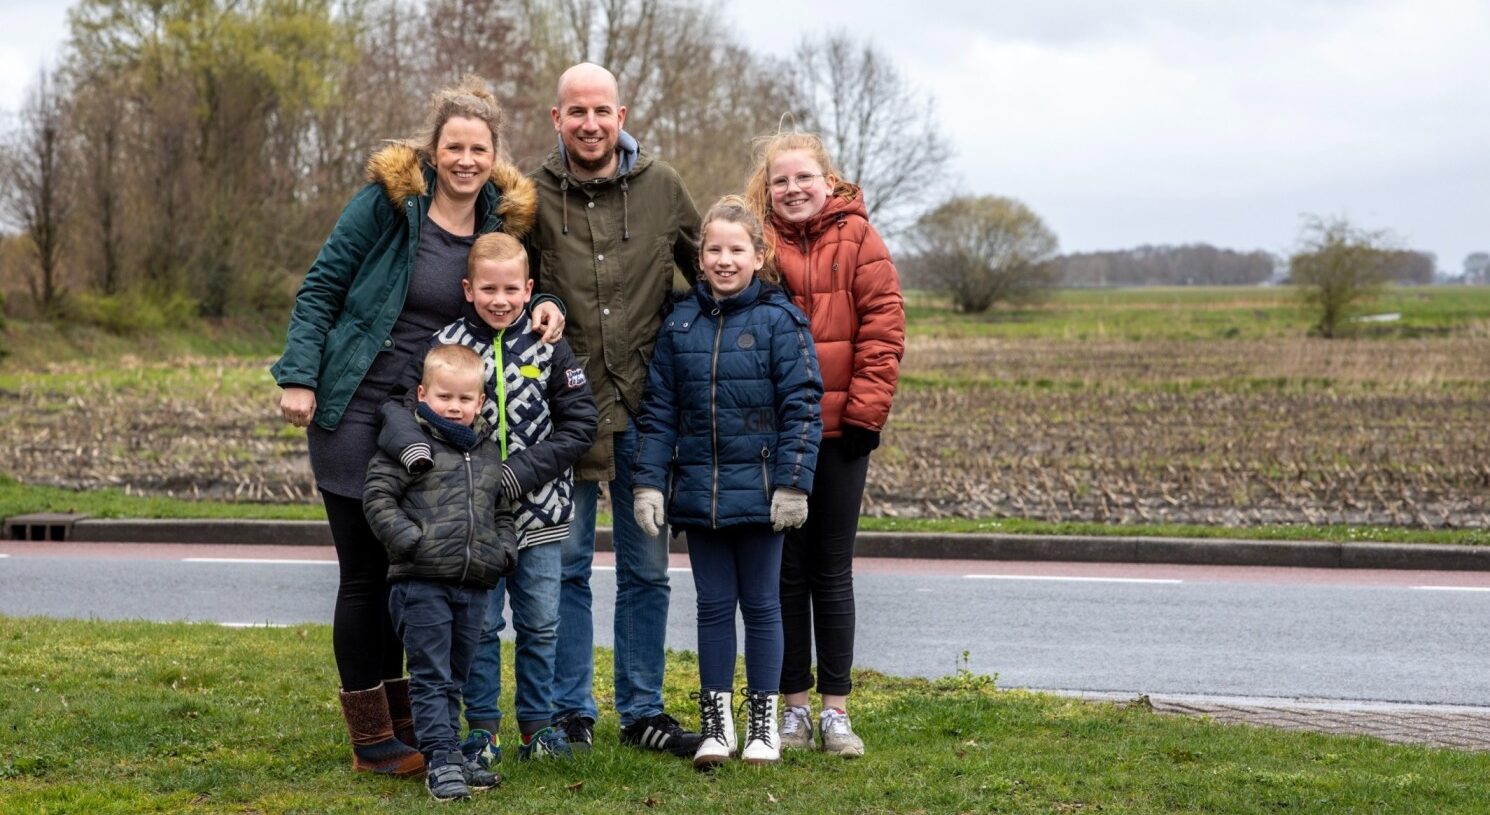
[4,0,1486,271]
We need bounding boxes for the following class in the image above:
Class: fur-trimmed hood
[365,143,536,238]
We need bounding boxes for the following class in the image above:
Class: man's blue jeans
[553,422,672,726]
[462,539,562,731]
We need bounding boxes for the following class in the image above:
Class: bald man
[523,62,702,758]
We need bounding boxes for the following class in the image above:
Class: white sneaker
[692,689,734,769]
[740,690,780,765]
[780,704,814,750]
[819,708,864,757]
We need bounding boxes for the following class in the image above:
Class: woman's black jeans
[324,491,405,691]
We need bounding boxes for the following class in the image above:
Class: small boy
[379,232,598,764]
[363,343,517,801]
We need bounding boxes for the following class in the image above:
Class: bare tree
[1,68,73,314]
[74,81,124,294]
[1463,252,1489,284]
[1288,215,1391,339]
[908,195,1058,313]
[782,32,952,235]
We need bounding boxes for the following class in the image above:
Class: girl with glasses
[744,132,906,758]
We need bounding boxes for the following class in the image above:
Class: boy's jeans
[388,580,487,756]
[463,539,562,729]
[553,421,672,727]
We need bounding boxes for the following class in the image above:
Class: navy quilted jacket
[633,279,823,529]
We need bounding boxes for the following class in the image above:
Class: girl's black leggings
[779,437,870,697]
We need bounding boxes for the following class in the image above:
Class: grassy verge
[857,515,1490,547]
[4,476,1486,547]
[0,317,283,371]
[0,476,326,522]
[2,616,1487,814]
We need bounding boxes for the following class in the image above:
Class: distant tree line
[1055,244,1277,287]
[0,0,1463,328]
[0,0,951,322]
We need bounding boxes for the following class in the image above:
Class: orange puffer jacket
[770,188,905,437]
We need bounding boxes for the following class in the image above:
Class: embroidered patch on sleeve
[565,368,588,389]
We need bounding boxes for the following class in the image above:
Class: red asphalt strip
[5,541,1490,590]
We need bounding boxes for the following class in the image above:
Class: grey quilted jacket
[363,410,517,588]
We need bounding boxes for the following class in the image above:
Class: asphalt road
[5,541,1490,706]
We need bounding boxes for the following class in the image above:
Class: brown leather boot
[339,683,425,776]
[383,677,418,749]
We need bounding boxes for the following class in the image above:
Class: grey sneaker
[819,708,864,758]
[425,751,471,801]
[780,704,814,750]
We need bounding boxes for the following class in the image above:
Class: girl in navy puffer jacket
[632,196,823,768]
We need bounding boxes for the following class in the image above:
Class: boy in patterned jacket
[379,232,599,765]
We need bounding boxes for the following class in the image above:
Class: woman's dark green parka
[272,144,537,429]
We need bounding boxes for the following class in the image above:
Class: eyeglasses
[769,172,824,192]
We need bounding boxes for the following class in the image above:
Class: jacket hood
[689,279,799,317]
[771,183,869,241]
[364,143,537,238]
[542,129,651,182]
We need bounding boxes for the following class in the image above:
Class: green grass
[905,285,1490,341]
[0,476,327,522]
[0,317,284,371]
[858,514,1490,546]
[0,353,272,396]
[2,616,1487,814]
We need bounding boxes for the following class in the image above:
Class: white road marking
[964,574,1183,585]
[1413,586,1490,593]
[182,558,338,565]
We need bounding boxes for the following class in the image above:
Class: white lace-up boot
[691,689,734,769]
[740,689,780,765]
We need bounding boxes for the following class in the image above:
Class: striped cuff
[400,443,433,474]
[500,464,523,500]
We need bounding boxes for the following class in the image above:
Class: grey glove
[634,487,666,538]
[770,488,809,531]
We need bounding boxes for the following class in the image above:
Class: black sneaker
[619,713,702,757]
[555,712,594,754]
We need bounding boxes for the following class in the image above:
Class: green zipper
[493,330,509,461]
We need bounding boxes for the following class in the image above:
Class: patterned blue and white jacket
[379,303,598,547]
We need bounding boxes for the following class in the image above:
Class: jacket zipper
[709,308,724,527]
[460,451,474,584]
[760,446,771,503]
[494,328,509,461]
[799,235,815,316]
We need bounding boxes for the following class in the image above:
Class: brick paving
[1052,691,1490,751]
